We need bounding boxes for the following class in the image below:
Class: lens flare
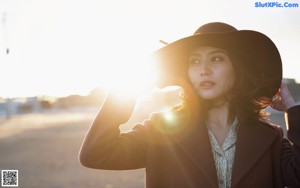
[163,110,175,123]
[151,107,190,136]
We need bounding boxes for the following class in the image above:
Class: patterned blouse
[207,117,238,188]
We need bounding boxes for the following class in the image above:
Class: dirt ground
[0,109,287,188]
[0,112,145,188]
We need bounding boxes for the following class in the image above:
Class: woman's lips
[199,81,215,89]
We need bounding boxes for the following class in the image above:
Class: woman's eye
[189,57,200,65]
[211,56,224,62]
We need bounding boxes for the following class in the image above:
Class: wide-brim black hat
[154,22,282,99]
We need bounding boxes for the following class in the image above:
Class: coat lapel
[231,120,278,187]
[178,121,219,187]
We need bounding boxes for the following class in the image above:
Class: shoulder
[286,105,300,125]
[259,120,284,138]
[287,105,300,114]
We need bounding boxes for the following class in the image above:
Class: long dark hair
[228,49,272,123]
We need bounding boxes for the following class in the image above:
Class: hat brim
[154,30,282,98]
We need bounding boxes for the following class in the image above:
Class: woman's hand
[270,82,296,112]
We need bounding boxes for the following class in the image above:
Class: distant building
[283,78,300,102]
[0,98,20,117]
[0,97,53,117]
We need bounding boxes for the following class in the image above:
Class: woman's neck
[205,102,236,146]
[206,101,234,129]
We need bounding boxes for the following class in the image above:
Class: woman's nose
[200,71,209,77]
[199,63,210,77]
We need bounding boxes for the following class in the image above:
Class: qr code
[1,170,18,187]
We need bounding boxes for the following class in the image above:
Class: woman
[79,22,300,188]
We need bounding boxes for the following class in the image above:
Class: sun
[100,49,160,99]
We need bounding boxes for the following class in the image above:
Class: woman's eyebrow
[189,53,201,57]
[208,50,227,55]
[189,50,227,57]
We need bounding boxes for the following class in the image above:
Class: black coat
[82,102,300,188]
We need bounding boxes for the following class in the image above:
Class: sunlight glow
[102,52,159,98]
[0,0,298,98]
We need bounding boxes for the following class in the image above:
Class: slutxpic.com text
[255,2,299,8]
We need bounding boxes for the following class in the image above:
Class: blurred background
[0,0,299,187]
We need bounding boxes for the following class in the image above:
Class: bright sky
[0,0,299,98]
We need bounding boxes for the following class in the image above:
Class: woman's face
[188,46,236,103]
